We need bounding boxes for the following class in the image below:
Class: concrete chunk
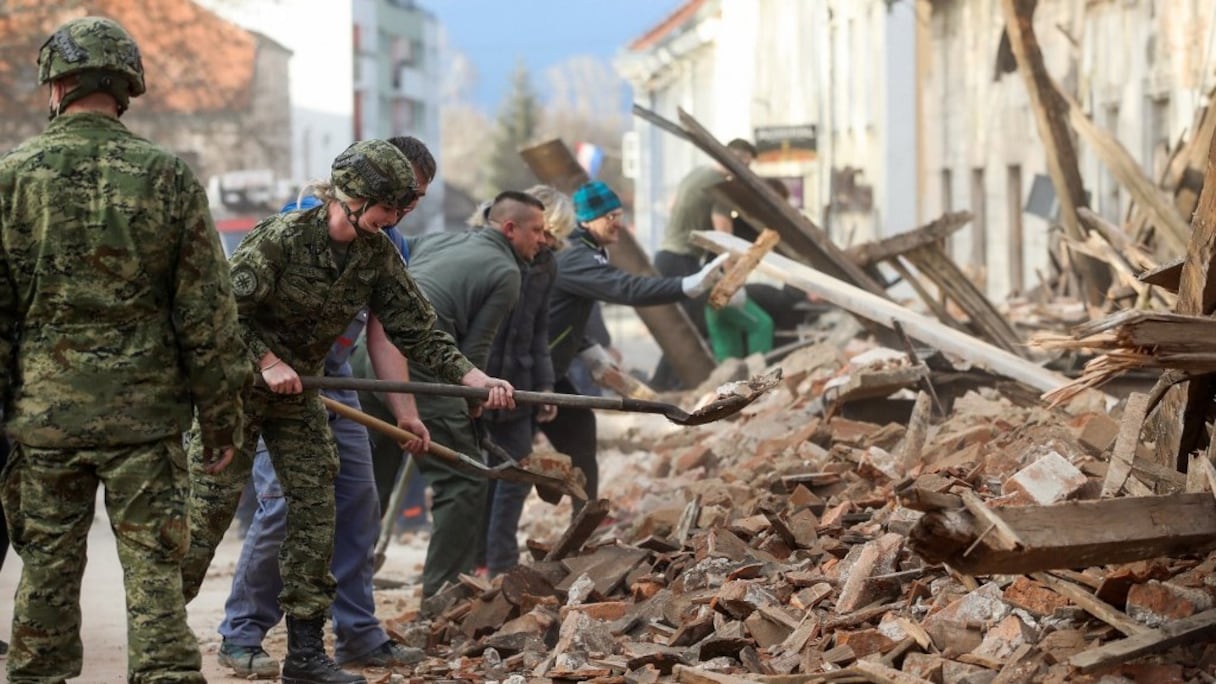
[1002,451,1088,505]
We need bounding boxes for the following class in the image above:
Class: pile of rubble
[380,342,1216,683]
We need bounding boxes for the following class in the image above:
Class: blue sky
[429,0,682,112]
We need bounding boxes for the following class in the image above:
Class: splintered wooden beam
[846,212,973,267]
[1153,124,1216,469]
[709,229,780,310]
[1000,0,1103,305]
[1070,608,1216,673]
[908,493,1216,575]
[1056,78,1190,254]
[692,230,1072,394]
[1101,392,1150,497]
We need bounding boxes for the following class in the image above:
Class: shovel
[300,368,782,427]
[372,453,416,573]
[319,396,588,501]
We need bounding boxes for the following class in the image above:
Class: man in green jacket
[354,190,546,597]
[0,17,251,683]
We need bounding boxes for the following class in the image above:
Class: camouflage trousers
[0,439,202,684]
[181,388,339,619]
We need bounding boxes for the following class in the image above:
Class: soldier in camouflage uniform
[0,17,252,684]
[181,139,514,684]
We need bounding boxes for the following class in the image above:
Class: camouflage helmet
[331,139,419,210]
[38,17,146,98]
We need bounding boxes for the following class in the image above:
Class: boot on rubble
[281,615,366,684]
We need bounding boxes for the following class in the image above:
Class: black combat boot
[281,615,367,684]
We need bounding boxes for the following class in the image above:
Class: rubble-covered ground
[363,337,1216,684]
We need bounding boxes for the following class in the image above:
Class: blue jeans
[218,386,387,663]
[483,417,534,575]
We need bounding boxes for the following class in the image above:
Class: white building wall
[194,0,354,186]
[923,0,1216,300]
[618,0,916,256]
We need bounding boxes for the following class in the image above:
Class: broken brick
[1126,580,1214,628]
[1002,577,1070,616]
[1001,451,1088,505]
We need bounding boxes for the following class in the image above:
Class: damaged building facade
[620,0,1216,301]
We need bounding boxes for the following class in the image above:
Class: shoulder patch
[232,267,258,297]
[357,269,376,284]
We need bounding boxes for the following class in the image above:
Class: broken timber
[1070,607,1216,673]
[709,229,780,310]
[908,492,1216,575]
[634,104,889,299]
[520,139,716,387]
[692,230,1071,394]
[1152,128,1216,470]
[1000,0,1104,304]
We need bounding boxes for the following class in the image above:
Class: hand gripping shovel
[302,368,782,427]
[319,396,588,501]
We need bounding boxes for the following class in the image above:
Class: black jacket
[547,227,685,378]
[485,247,557,422]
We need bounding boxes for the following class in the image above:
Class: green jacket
[355,228,523,421]
[229,206,474,385]
[0,113,251,448]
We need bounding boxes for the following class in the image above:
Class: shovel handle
[299,375,678,416]
[319,396,465,464]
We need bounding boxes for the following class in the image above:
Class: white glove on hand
[681,253,731,298]
[577,344,615,373]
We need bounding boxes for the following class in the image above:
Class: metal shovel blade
[673,367,784,425]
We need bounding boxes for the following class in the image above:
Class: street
[0,495,428,682]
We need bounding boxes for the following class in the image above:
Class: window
[1007,165,1024,294]
[1101,104,1122,221]
[1144,95,1170,178]
[393,98,417,132]
[970,168,987,282]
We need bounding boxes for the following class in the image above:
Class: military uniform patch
[232,267,258,297]
[357,270,375,284]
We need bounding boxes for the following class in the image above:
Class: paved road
[0,494,426,682]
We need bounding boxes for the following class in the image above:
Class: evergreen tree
[484,61,541,196]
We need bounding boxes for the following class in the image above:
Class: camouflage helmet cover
[37,16,146,97]
[331,139,419,210]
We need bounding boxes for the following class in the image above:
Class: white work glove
[577,344,616,374]
[681,253,731,298]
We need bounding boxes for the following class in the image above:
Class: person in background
[650,138,757,389]
[214,138,439,678]
[543,181,729,508]
[355,191,545,598]
[181,139,514,684]
[475,185,574,577]
[0,17,251,683]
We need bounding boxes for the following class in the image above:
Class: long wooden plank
[1000,0,1103,304]
[693,230,1071,393]
[1154,119,1216,468]
[846,212,973,267]
[908,493,1216,575]
[903,244,1026,356]
[1030,572,1148,637]
[1101,392,1150,497]
[674,107,889,298]
[850,660,935,684]
[1057,78,1190,254]
[1070,608,1216,673]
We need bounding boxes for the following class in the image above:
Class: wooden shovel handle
[320,396,463,463]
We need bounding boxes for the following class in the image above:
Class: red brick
[835,533,904,614]
[972,615,1037,661]
[673,444,715,471]
[835,629,896,658]
[1002,577,1070,616]
[1126,580,1214,628]
[902,652,945,683]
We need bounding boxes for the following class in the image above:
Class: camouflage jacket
[229,205,474,384]
[0,113,251,449]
